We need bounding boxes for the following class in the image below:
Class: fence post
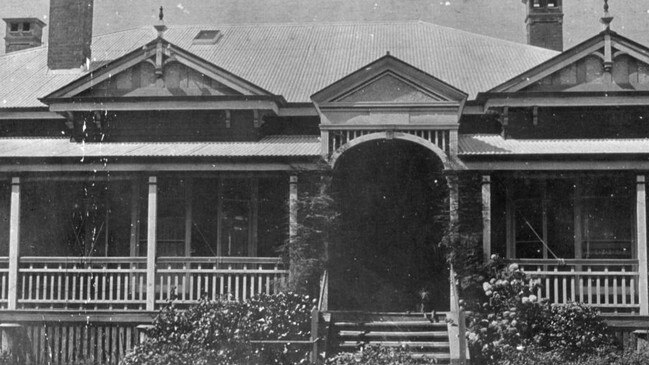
[310,306,319,364]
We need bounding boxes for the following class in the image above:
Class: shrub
[121,292,313,365]
[536,302,612,359]
[466,261,615,364]
[280,179,339,297]
[495,346,649,365]
[324,345,439,365]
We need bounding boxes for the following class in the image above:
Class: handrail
[20,256,147,264]
[156,256,284,265]
[318,269,328,312]
[512,258,638,266]
[19,256,284,265]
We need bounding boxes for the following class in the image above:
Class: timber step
[326,311,452,364]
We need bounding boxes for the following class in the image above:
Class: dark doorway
[329,139,449,312]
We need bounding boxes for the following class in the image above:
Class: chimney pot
[523,0,564,51]
[3,18,46,53]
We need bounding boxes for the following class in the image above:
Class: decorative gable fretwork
[81,61,240,98]
[42,35,284,113]
[480,29,649,108]
[312,54,467,161]
[524,51,649,92]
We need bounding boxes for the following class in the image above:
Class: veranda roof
[459,134,649,156]
[0,135,320,158]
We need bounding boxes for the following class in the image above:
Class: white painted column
[637,175,648,315]
[482,175,492,263]
[289,175,298,240]
[146,176,158,311]
[7,177,20,310]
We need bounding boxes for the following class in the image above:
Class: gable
[312,54,467,107]
[523,51,649,92]
[43,37,273,101]
[79,61,241,98]
[312,54,467,132]
[489,30,649,94]
[335,73,445,103]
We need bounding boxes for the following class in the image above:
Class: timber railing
[514,259,640,313]
[17,257,147,310]
[154,257,287,307]
[11,256,288,310]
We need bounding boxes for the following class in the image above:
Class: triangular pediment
[335,73,445,103]
[489,30,649,93]
[312,54,467,107]
[43,37,273,101]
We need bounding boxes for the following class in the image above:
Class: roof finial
[600,0,614,30]
[386,50,390,56]
[154,5,168,37]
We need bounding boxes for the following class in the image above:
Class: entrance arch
[329,131,450,170]
[329,138,450,312]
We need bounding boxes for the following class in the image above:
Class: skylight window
[192,30,222,45]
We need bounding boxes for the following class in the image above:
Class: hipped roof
[0,21,558,109]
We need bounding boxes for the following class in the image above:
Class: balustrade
[17,257,147,310]
[515,259,640,312]
[154,257,287,307]
[6,256,287,310]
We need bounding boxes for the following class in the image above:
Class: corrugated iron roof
[0,135,320,158]
[459,134,649,156]
[0,21,558,109]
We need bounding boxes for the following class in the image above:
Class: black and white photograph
[1,0,649,363]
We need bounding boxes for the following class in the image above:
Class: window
[22,22,30,31]
[9,23,19,32]
[507,176,634,260]
[581,177,633,259]
[219,179,254,257]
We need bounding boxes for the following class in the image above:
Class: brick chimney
[3,18,46,53]
[47,0,94,70]
[523,0,564,51]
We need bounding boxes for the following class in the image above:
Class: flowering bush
[466,261,615,364]
[496,346,649,365]
[324,345,439,365]
[121,292,313,365]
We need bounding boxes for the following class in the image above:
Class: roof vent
[193,30,222,45]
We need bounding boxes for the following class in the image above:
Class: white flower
[529,295,538,302]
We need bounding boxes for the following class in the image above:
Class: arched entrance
[329,137,450,312]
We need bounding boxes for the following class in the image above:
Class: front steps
[325,311,453,363]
